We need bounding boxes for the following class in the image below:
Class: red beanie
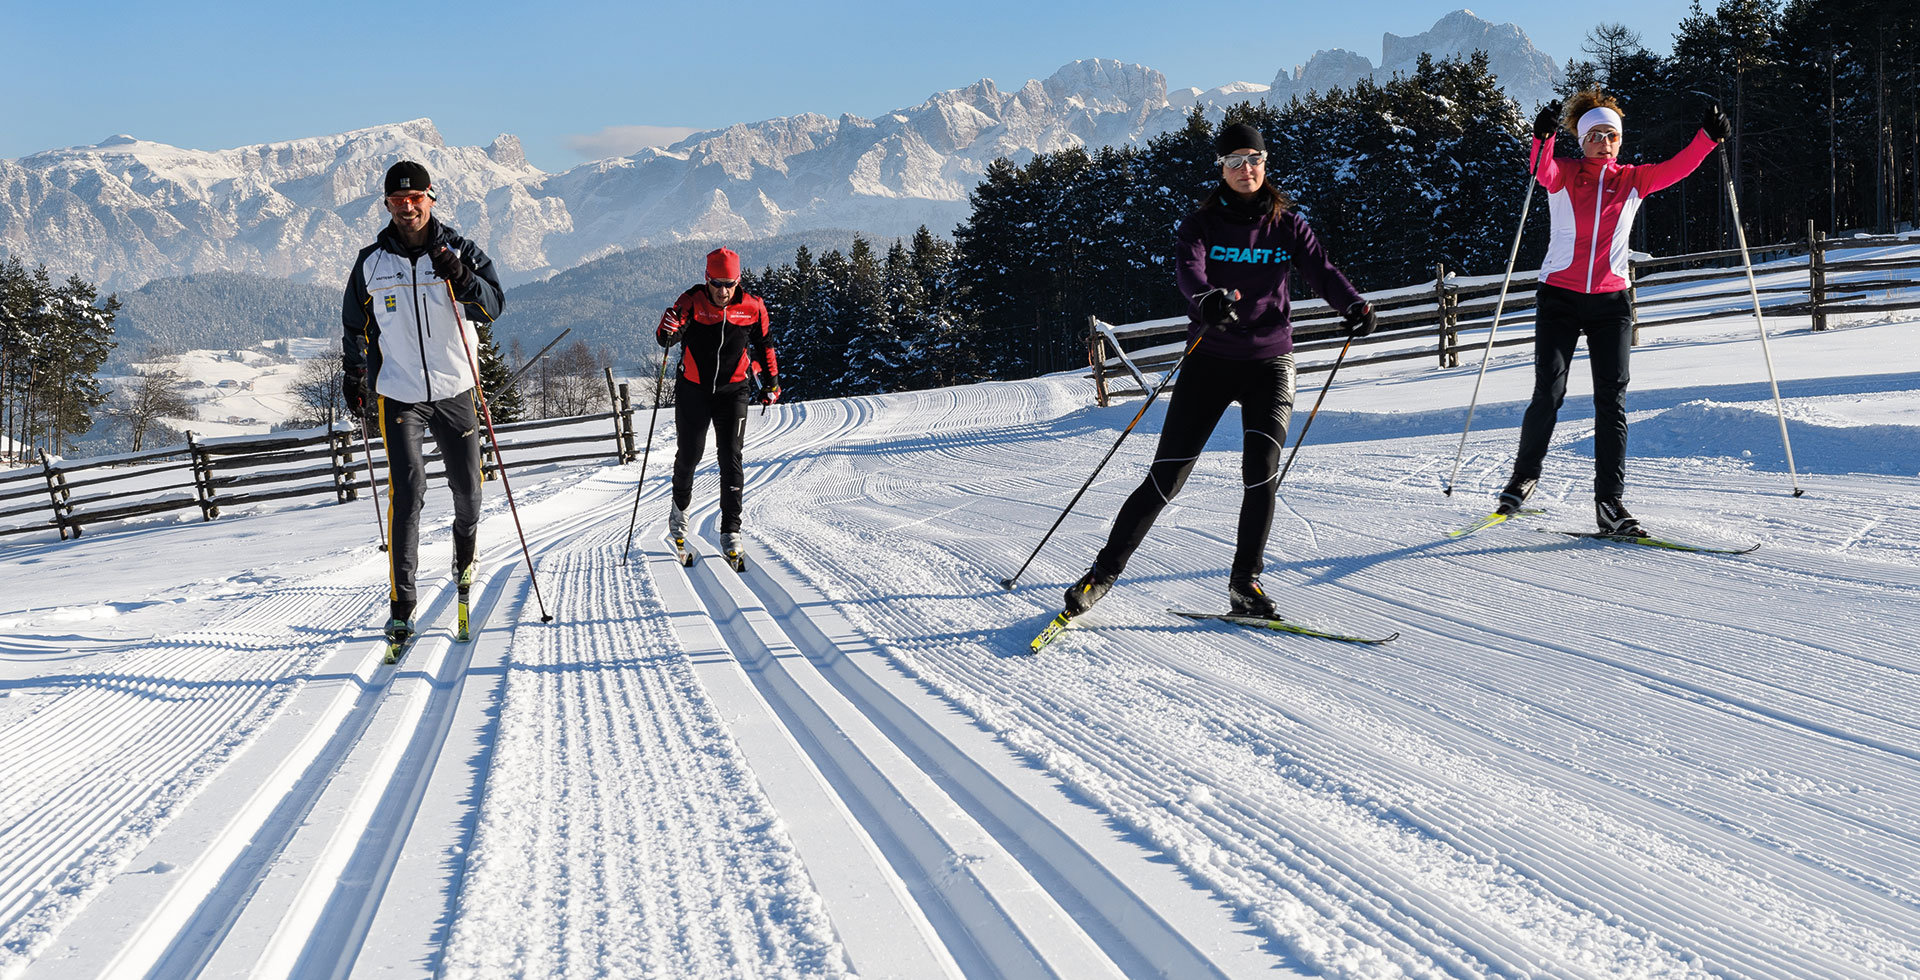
[706,247,741,281]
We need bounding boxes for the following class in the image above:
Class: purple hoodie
[1174,193,1365,360]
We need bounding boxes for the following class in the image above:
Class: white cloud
[566,125,700,161]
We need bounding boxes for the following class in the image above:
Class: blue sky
[4,1,1690,172]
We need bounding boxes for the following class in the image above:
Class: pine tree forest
[756,0,1920,399]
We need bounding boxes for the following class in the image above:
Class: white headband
[1577,107,1623,141]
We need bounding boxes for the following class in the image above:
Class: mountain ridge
[1,10,1556,293]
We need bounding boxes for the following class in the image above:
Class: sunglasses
[1583,131,1621,144]
[1217,151,1267,170]
[386,191,433,205]
[707,278,738,289]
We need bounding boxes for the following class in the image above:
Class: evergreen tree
[474,321,524,423]
[837,236,900,394]
[42,275,118,454]
[904,227,974,388]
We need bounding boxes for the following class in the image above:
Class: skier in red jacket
[655,247,779,569]
[1496,90,1729,535]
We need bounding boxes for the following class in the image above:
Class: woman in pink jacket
[1494,90,1730,536]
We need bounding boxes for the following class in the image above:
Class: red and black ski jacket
[656,286,778,393]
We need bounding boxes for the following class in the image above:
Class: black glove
[1196,288,1239,331]
[343,371,369,419]
[1532,100,1562,141]
[1342,301,1376,338]
[656,307,684,347]
[430,246,473,290]
[1701,103,1732,143]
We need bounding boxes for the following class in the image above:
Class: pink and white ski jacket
[1534,129,1718,294]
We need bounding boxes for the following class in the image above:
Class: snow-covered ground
[2,293,1918,977]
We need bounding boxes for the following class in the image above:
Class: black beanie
[384,161,434,196]
[1214,123,1266,157]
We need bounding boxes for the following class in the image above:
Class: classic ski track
[145,495,602,980]
[670,502,1246,979]
[436,512,854,980]
[7,476,611,979]
[0,579,376,974]
[739,377,1920,978]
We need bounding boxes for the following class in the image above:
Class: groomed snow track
[654,505,1270,979]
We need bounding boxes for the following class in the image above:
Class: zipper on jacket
[412,255,434,402]
[1586,167,1607,292]
[712,295,727,394]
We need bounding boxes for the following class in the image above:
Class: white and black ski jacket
[342,218,503,405]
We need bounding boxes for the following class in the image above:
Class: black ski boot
[1228,577,1278,619]
[1595,497,1646,537]
[1496,476,1537,516]
[1063,565,1117,616]
[383,617,415,665]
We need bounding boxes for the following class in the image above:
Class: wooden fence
[0,379,642,541]
[1089,227,1920,402]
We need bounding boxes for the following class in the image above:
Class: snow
[3,269,1919,977]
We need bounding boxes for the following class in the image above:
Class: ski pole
[356,411,389,552]
[1719,147,1804,497]
[1000,295,1227,591]
[1274,333,1354,491]
[450,281,556,622]
[1443,141,1544,496]
[620,347,673,564]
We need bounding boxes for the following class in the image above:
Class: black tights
[1095,352,1295,582]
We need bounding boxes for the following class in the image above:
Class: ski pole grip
[1189,289,1241,332]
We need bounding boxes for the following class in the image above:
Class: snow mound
[1621,399,1920,476]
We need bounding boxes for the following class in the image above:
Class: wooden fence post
[330,427,356,502]
[603,367,628,462]
[1627,259,1642,347]
[618,383,637,462]
[39,448,72,540]
[1808,219,1828,332]
[1088,316,1109,407]
[1434,262,1459,368]
[186,431,219,521]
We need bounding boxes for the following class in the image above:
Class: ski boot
[1063,564,1117,617]
[722,531,747,572]
[383,617,415,665]
[669,504,697,566]
[1227,577,1278,619]
[1595,497,1646,538]
[455,561,477,642]
[1495,476,1537,516]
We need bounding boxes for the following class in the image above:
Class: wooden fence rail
[0,383,641,541]
[1089,229,1920,404]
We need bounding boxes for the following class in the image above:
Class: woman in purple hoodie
[1064,123,1375,619]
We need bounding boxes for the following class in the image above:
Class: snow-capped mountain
[1270,9,1560,110]
[1,10,1557,292]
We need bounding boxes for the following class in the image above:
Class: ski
[726,550,747,573]
[671,533,698,567]
[1446,507,1543,539]
[1542,530,1760,555]
[1027,611,1078,653]
[455,563,476,642]
[1169,608,1399,645]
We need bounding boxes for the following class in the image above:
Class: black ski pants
[1513,284,1635,500]
[671,379,752,533]
[1096,351,1295,582]
[378,392,483,618]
